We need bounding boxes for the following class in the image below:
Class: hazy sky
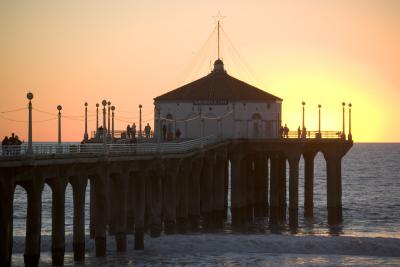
[1,0,399,142]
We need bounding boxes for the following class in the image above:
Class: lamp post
[102,100,107,144]
[302,101,306,138]
[96,103,99,133]
[111,106,115,141]
[57,105,62,145]
[139,104,142,142]
[84,102,88,142]
[27,92,34,154]
[348,103,352,141]
[317,104,322,138]
[157,107,161,144]
[342,102,346,139]
[107,101,111,136]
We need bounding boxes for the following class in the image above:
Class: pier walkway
[0,133,352,267]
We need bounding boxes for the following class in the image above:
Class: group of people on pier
[1,133,22,155]
[126,123,152,143]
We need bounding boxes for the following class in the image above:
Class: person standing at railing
[145,123,151,139]
[1,136,8,155]
[127,124,131,140]
[283,124,289,138]
[132,123,137,140]
[14,136,22,155]
[297,126,301,139]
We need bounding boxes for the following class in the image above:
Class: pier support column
[24,179,44,267]
[162,159,180,235]
[245,156,255,223]
[176,159,191,233]
[70,175,87,262]
[49,178,67,266]
[254,154,268,218]
[93,171,107,257]
[223,160,229,221]
[230,152,245,228]
[278,154,287,222]
[324,150,343,225]
[288,152,301,229]
[201,154,216,231]
[188,155,203,231]
[213,152,227,229]
[89,178,95,239]
[304,151,317,218]
[0,177,14,267]
[112,172,128,253]
[147,165,163,237]
[134,170,146,249]
[126,176,135,235]
[269,153,280,224]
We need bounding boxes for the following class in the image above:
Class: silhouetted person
[175,128,181,139]
[126,124,131,139]
[132,123,136,139]
[144,123,151,139]
[297,126,301,138]
[283,124,289,138]
[2,136,8,155]
[162,124,167,140]
[280,126,284,138]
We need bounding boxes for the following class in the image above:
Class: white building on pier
[154,58,282,140]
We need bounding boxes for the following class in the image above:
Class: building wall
[154,100,282,140]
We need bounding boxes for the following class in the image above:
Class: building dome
[213,59,225,72]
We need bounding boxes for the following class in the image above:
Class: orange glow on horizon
[1,0,399,142]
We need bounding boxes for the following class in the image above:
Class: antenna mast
[217,20,220,59]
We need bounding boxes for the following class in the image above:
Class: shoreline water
[10,234,400,266]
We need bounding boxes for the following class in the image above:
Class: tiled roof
[154,68,282,102]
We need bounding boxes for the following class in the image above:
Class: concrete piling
[49,178,66,266]
[162,159,180,234]
[134,170,146,250]
[70,176,87,262]
[147,169,163,237]
[93,172,107,257]
[254,154,268,218]
[201,154,216,230]
[176,159,191,233]
[304,151,317,218]
[213,152,226,229]
[288,152,301,229]
[0,177,14,267]
[24,179,44,267]
[188,155,203,231]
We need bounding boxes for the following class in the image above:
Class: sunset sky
[0,0,399,142]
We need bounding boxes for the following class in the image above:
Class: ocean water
[10,143,400,266]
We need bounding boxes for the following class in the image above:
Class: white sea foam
[11,233,400,266]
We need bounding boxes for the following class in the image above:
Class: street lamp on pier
[111,105,115,141]
[96,103,99,133]
[317,104,322,138]
[84,102,88,142]
[302,101,306,138]
[342,102,346,139]
[107,101,111,137]
[57,105,62,145]
[102,100,107,144]
[348,103,352,141]
[139,104,143,142]
[27,92,34,154]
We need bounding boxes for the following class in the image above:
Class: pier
[0,132,352,266]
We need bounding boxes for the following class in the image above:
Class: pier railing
[0,136,219,157]
[286,130,343,139]
[0,130,346,158]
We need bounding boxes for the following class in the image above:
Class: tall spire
[217,20,220,59]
